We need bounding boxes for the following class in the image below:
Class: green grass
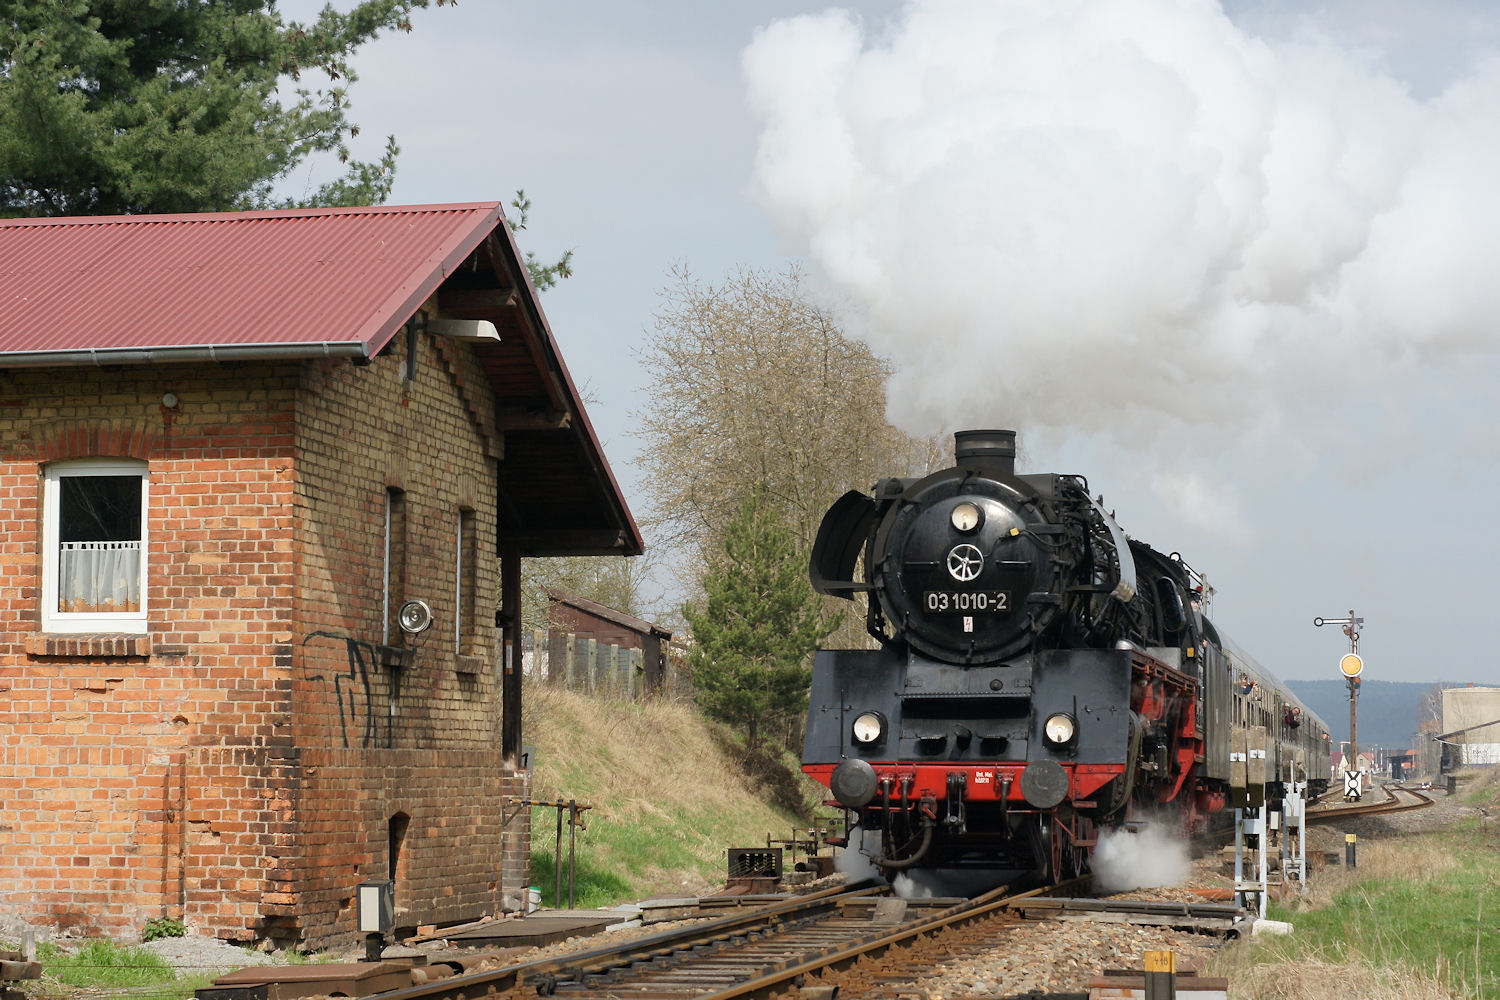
[528,843,636,909]
[1262,856,1500,994]
[38,940,178,989]
[24,937,345,1000]
[1212,772,1500,999]
[29,939,217,1000]
[521,686,830,908]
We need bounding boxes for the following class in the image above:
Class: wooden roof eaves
[480,233,567,415]
[480,219,644,558]
[352,205,508,358]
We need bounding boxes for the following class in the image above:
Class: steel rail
[688,876,1090,1000]
[364,880,886,1000]
[1307,784,1432,824]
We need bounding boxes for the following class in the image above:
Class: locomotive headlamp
[950,501,983,533]
[1043,713,1077,747]
[851,711,886,746]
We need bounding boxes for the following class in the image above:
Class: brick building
[0,204,641,949]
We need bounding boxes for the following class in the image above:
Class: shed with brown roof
[543,588,673,695]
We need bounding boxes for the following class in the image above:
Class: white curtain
[58,541,140,613]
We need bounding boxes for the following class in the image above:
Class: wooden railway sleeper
[536,924,813,994]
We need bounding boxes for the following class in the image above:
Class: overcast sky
[279,1,1500,693]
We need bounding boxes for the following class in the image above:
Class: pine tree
[682,491,840,750]
[0,1,453,216]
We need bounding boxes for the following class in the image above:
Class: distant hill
[1286,678,1432,751]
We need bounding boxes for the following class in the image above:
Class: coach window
[41,459,149,634]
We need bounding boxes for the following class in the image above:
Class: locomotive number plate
[923,590,1010,612]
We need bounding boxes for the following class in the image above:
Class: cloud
[744,0,1500,485]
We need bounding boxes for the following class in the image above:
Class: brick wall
[0,362,302,940]
[286,314,526,950]
[0,321,531,949]
[295,750,529,951]
[293,321,502,752]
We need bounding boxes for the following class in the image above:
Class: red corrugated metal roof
[0,203,503,360]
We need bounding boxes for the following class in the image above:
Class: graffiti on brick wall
[303,631,378,748]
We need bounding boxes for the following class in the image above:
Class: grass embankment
[1212,768,1500,999]
[522,683,826,907]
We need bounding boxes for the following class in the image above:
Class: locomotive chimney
[954,429,1017,478]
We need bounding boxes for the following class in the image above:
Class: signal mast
[1314,611,1365,798]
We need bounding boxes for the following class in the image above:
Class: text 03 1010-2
[923,590,1010,613]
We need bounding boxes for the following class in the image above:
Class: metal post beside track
[505,797,592,911]
[1231,726,1270,917]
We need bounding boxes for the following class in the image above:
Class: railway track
[1307,782,1433,824]
[363,878,1093,1000]
[332,790,1437,1000]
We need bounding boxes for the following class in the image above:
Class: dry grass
[1204,769,1500,999]
[521,682,825,900]
[1458,765,1500,803]
[1285,837,1467,913]
[524,683,809,817]
[1215,954,1465,1000]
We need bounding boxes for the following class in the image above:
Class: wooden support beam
[496,410,571,431]
[483,234,569,413]
[507,529,631,558]
[438,286,519,313]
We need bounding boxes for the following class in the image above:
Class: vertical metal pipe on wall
[179,754,187,916]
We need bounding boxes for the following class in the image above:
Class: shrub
[142,916,187,942]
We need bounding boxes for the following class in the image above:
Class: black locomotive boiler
[803,429,1330,879]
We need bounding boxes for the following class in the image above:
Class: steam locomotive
[803,429,1330,879]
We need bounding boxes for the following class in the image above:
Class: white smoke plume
[834,825,889,883]
[744,0,1500,535]
[835,827,1019,898]
[1092,821,1191,892]
[893,866,1014,899]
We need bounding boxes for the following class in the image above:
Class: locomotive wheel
[1046,811,1094,881]
[1066,815,1095,879]
[1032,814,1055,883]
[1032,813,1088,884]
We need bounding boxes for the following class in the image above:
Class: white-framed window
[41,459,149,634]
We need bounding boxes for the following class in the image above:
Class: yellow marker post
[1144,950,1175,1000]
[1346,833,1357,869]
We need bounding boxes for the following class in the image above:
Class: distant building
[1335,751,1374,776]
[1440,685,1500,766]
[541,588,673,695]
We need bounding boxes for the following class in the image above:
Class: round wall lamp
[397,599,433,634]
[161,392,179,408]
